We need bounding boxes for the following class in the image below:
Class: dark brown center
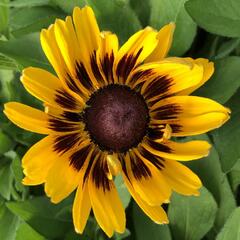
[84,84,149,152]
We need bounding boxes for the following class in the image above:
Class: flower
[4,6,230,237]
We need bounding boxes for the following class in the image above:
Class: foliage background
[0,0,240,239]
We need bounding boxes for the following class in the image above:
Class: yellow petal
[44,154,81,204]
[125,151,171,205]
[40,24,67,82]
[89,181,125,236]
[44,103,64,116]
[100,32,119,60]
[22,136,56,185]
[150,96,230,136]
[142,139,211,161]
[41,24,87,100]
[151,95,228,116]
[88,157,125,237]
[21,67,61,104]
[73,183,91,234]
[4,102,50,134]
[106,154,122,179]
[179,58,214,95]
[162,159,202,196]
[54,17,79,77]
[22,176,44,186]
[146,23,175,62]
[55,15,98,94]
[97,31,119,84]
[21,67,83,111]
[171,112,230,136]
[88,177,114,237]
[72,147,95,233]
[122,174,169,224]
[72,6,103,91]
[128,58,203,101]
[114,27,158,84]
[73,6,100,63]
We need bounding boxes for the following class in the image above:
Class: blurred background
[0,0,240,239]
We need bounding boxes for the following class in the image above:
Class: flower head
[4,6,230,237]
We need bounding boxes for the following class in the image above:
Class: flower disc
[84,84,149,152]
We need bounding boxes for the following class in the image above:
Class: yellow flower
[4,6,230,237]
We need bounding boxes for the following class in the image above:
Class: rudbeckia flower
[4,6,230,237]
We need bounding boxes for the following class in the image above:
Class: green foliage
[0,54,19,70]
[132,203,172,240]
[87,0,141,44]
[216,208,240,240]
[0,161,14,200]
[0,0,50,8]
[196,57,240,104]
[0,34,50,71]
[0,0,9,35]
[0,202,19,240]
[129,0,150,27]
[0,0,240,239]
[0,130,13,154]
[229,160,240,193]
[185,0,240,37]
[168,187,218,240]
[51,0,86,13]
[6,196,73,239]
[15,222,45,240]
[149,0,197,56]
[212,90,240,173]
[10,6,65,37]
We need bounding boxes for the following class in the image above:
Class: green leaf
[64,218,97,240]
[64,230,89,240]
[10,6,65,37]
[195,57,240,104]
[132,203,172,240]
[229,160,240,192]
[114,175,131,209]
[0,162,14,200]
[6,197,73,239]
[185,134,236,234]
[16,222,46,240]
[0,203,19,240]
[215,39,240,60]
[149,0,197,56]
[0,0,9,34]
[11,155,25,193]
[216,208,240,240]
[51,0,85,14]
[0,33,50,71]
[114,229,131,240]
[0,54,19,70]
[130,0,150,27]
[214,179,236,233]
[212,90,240,173]
[185,0,240,38]
[87,0,141,44]
[168,187,217,240]
[0,130,13,155]
[0,69,16,103]
[0,0,50,7]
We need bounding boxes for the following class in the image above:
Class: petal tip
[155,219,169,225]
[204,142,212,156]
[22,177,29,185]
[193,190,201,196]
[74,227,83,234]
[3,102,11,110]
[169,22,176,29]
